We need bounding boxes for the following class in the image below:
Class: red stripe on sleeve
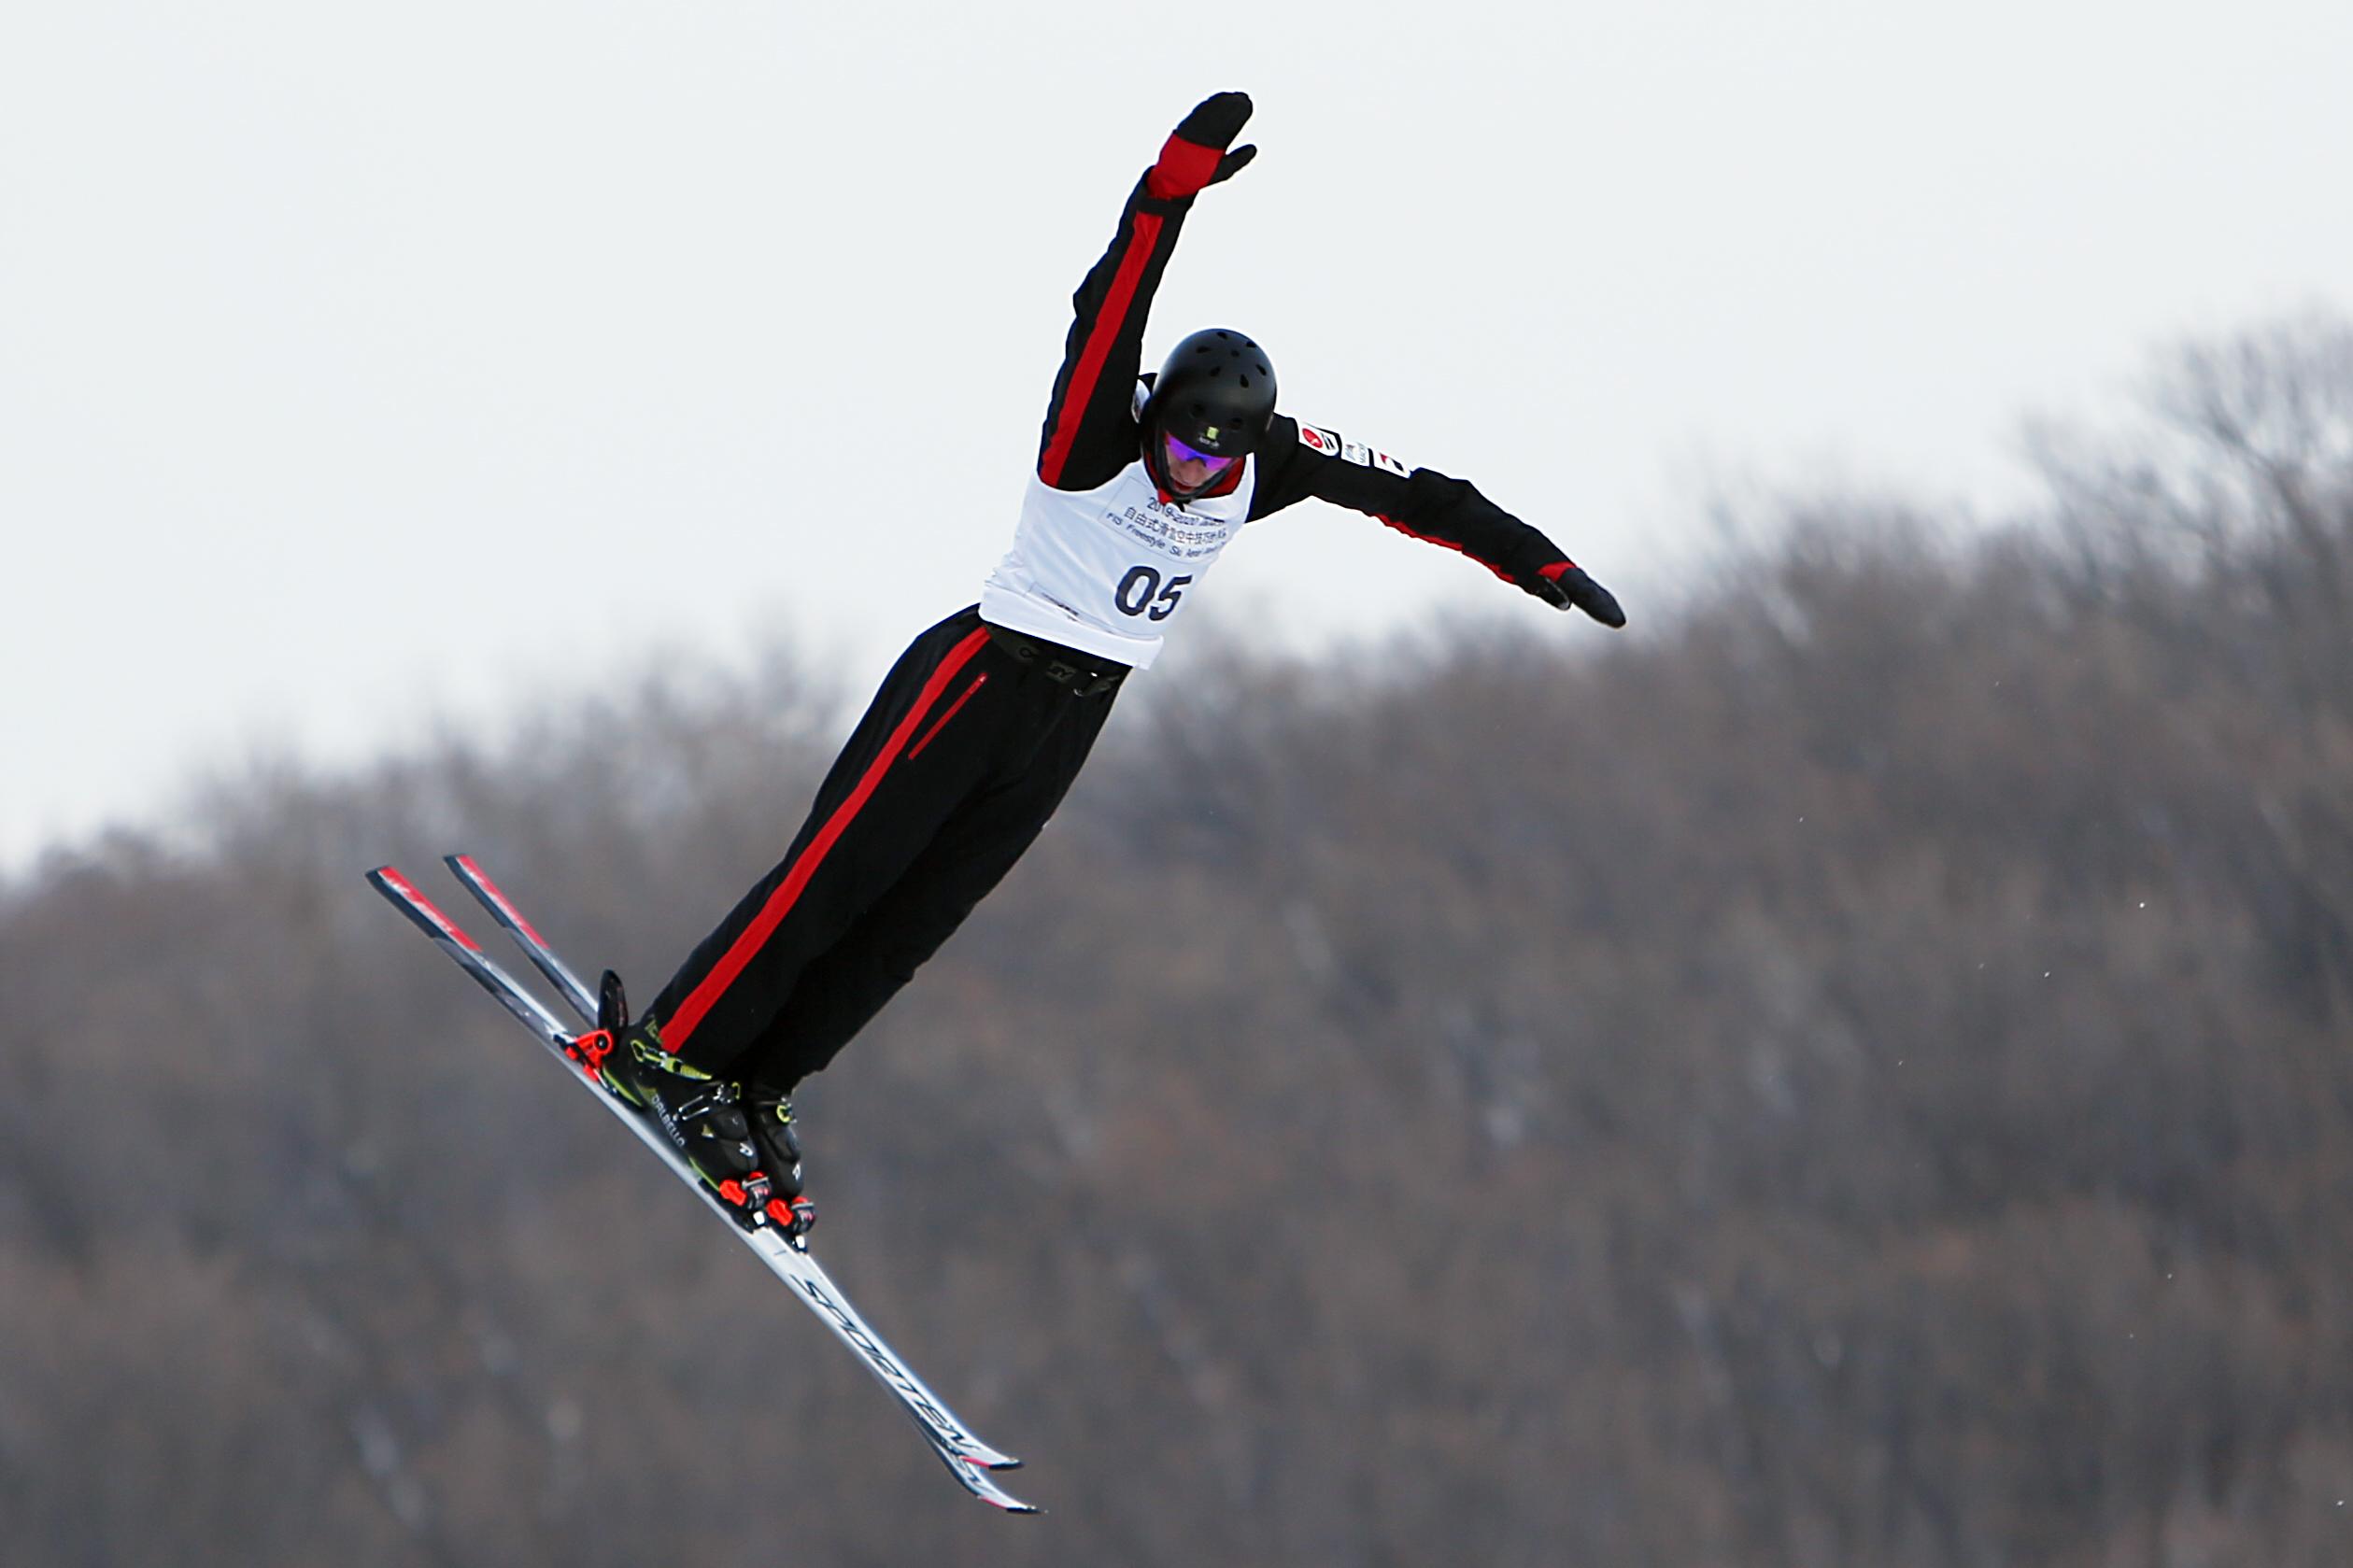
[1039,210,1165,487]
[1375,514,1516,584]
[1145,135,1222,199]
[661,626,996,1052]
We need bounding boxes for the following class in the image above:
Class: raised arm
[1251,414,1627,627]
[1034,92,1257,492]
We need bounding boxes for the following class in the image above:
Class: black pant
[647,606,1119,1090]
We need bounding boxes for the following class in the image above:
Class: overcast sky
[5,0,2347,872]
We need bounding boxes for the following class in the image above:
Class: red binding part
[572,1028,615,1081]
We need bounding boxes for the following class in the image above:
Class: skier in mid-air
[593,92,1626,1235]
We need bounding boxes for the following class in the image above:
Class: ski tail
[366,866,572,1048]
[445,853,599,1024]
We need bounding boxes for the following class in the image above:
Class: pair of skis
[366,855,1040,1513]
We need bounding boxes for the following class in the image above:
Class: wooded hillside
[4,321,2349,1565]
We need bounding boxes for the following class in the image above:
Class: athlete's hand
[1205,142,1257,185]
[1148,92,1257,199]
[1534,562,1627,628]
[1178,91,1256,182]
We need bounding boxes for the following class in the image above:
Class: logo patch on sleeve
[1340,439,1371,467]
[1297,423,1340,457]
[1373,449,1411,477]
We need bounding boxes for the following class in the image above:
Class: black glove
[1535,563,1626,628]
[1151,92,1257,197]
[1174,90,1254,155]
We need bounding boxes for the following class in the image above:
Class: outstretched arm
[1251,414,1627,627]
[1034,92,1257,492]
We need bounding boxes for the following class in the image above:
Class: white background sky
[4,1,2347,873]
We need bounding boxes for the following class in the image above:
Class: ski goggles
[1163,431,1238,474]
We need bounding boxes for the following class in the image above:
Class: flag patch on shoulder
[1298,419,1411,476]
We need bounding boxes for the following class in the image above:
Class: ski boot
[575,972,766,1225]
[574,972,812,1236]
[744,1083,815,1237]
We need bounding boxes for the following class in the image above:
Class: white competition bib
[980,458,1256,671]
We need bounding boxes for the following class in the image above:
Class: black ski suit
[644,96,1618,1091]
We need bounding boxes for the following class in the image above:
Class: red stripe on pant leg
[663,626,995,1052]
[907,672,987,761]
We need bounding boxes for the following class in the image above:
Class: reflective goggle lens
[1165,432,1237,473]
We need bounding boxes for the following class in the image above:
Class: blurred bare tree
[3,317,2349,1565]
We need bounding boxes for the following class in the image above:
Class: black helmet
[1141,328,1277,497]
